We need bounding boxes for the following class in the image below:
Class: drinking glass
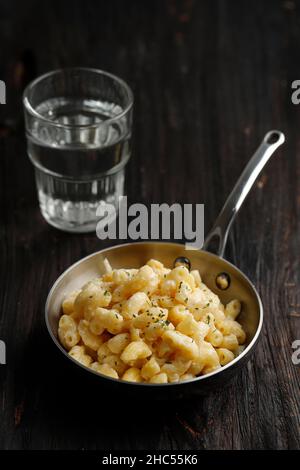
[23,68,133,232]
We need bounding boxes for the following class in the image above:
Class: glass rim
[23,67,134,130]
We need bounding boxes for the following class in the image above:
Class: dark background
[0,0,300,450]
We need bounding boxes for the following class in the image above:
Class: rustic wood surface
[0,0,300,450]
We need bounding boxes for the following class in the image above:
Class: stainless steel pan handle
[203,130,285,258]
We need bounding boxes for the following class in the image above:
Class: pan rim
[45,241,264,388]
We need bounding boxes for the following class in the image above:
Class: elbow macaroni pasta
[58,258,246,383]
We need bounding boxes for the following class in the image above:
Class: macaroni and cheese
[58,258,246,383]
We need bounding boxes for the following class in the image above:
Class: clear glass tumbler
[23,68,133,232]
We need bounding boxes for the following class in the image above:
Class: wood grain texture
[0,0,300,450]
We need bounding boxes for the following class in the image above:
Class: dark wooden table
[0,0,300,450]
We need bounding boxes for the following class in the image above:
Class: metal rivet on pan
[173,256,191,271]
[216,272,231,290]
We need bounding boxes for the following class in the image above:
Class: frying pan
[45,130,285,399]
